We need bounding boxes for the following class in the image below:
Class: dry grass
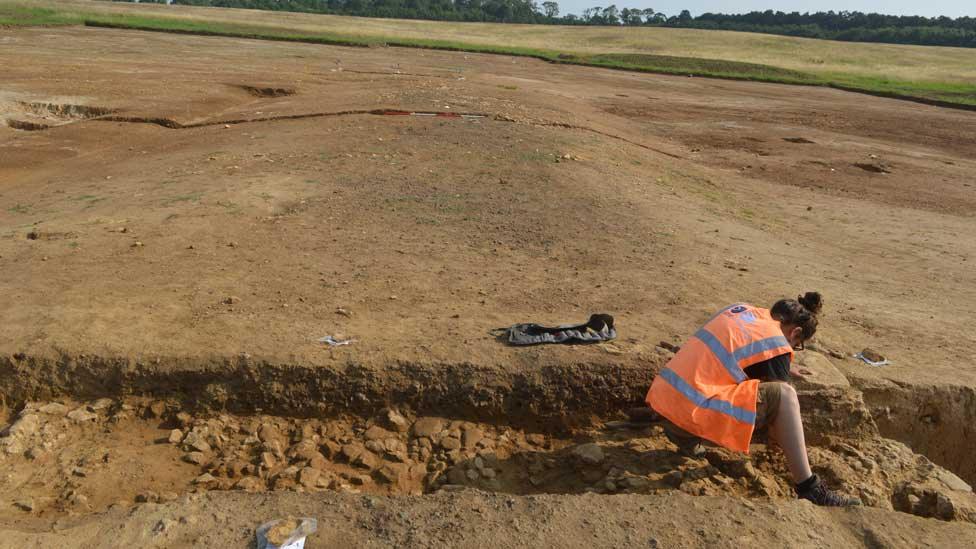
[16,0,976,86]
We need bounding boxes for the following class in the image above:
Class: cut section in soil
[856,379,976,487]
[235,85,297,98]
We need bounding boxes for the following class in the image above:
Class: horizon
[555,0,973,18]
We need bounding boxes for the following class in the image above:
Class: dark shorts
[755,381,784,429]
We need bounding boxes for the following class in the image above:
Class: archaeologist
[645,292,861,506]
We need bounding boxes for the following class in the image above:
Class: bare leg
[767,383,813,483]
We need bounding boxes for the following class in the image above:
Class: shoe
[797,475,862,507]
[662,422,706,457]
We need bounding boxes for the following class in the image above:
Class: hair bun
[797,291,823,315]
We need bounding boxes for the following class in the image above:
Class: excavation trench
[1,353,975,523]
[855,379,976,487]
[8,106,684,159]
[0,353,655,430]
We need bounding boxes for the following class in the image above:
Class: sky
[556,0,973,18]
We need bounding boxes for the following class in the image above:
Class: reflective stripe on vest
[646,304,793,453]
[693,327,748,383]
[657,368,757,424]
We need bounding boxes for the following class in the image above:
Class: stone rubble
[1,393,974,525]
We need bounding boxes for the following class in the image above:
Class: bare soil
[2,26,976,547]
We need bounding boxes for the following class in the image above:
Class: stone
[7,414,40,439]
[226,460,249,478]
[382,409,410,432]
[264,439,286,457]
[411,417,445,438]
[466,469,480,481]
[571,443,605,466]
[354,450,380,470]
[525,433,546,446]
[67,408,98,423]
[278,465,301,480]
[89,398,114,411]
[260,452,277,470]
[365,440,385,453]
[13,499,34,512]
[234,477,264,492]
[308,452,329,471]
[793,352,850,389]
[376,464,405,484]
[299,467,321,488]
[440,437,462,451]
[193,473,217,485]
[664,471,683,487]
[462,428,484,449]
[482,468,496,479]
[288,440,320,461]
[175,412,193,428]
[936,470,973,493]
[364,426,394,441]
[620,477,649,490]
[146,401,167,418]
[258,423,283,445]
[38,403,68,415]
[384,438,405,453]
[340,443,366,463]
[321,440,342,459]
[184,452,208,465]
[168,429,184,444]
[182,432,211,453]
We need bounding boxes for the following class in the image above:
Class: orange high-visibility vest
[646,303,793,453]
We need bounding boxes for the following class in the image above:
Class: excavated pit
[18,102,116,120]
[6,119,50,131]
[3,102,118,131]
[1,352,975,525]
[856,380,976,487]
[235,84,297,98]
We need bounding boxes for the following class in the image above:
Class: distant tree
[640,7,655,24]
[541,0,558,18]
[601,4,619,25]
[620,8,641,25]
[582,6,601,23]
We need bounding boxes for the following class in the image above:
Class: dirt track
[2,26,976,546]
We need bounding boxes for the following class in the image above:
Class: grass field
[3,0,976,107]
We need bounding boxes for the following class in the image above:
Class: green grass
[3,1,975,108]
[0,5,77,25]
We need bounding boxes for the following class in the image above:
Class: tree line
[120,1,976,48]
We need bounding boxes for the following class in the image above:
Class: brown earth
[2,26,976,547]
